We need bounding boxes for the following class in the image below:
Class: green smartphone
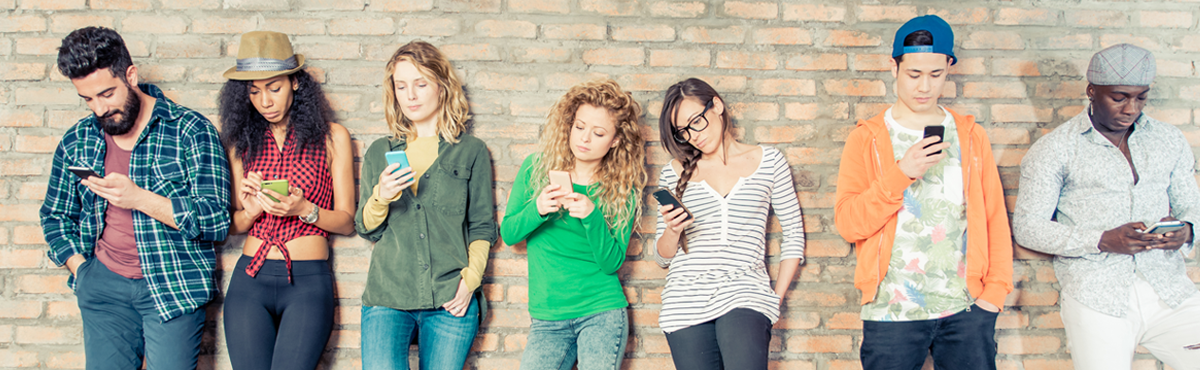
[260,179,289,202]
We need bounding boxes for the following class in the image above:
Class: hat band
[902,45,934,54]
[235,56,298,72]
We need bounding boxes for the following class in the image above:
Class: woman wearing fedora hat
[354,41,497,370]
[218,31,356,370]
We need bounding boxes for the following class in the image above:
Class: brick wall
[2,0,1199,369]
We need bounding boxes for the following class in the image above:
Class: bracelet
[300,203,320,224]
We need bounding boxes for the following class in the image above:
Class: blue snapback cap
[892,15,956,65]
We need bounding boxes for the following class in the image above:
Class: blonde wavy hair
[383,40,469,143]
[530,79,647,230]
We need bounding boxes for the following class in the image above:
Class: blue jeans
[519,308,629,370]
[360,298,479,370]
[75,258,206,370]
[861,304,999,370]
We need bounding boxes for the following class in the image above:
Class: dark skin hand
[1098,217,1192,255]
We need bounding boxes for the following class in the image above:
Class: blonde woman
[501,80,646,370]
[355,41,496,370]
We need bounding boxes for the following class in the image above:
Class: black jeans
[223,256,335,370]
[861,304,999,370]
[664,308,772,370]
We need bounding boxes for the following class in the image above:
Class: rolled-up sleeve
[173,119,230,242]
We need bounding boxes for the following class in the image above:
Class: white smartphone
[1142,220,1186,234]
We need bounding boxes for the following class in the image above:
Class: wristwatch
[300,203,320,224]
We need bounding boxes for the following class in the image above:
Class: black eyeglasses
[673,100,713,144]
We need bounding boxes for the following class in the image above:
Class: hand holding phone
[653,188,693,222]
[548,170,572,205]
[922,125,945,156]
[68,166,100,180]
[385,151,411,173]
[1141,220,1186,234]
[260,179,289,202]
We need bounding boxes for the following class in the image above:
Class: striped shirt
[654,146,805,334]
[40,83,231,322]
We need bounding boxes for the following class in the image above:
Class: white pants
[1061,277,1200,370]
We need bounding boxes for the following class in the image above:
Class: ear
[291,75,299,91]
[710,96,726,116]
[889,57,899,79]
[1085,83,1095,100]
[125,64,139,87]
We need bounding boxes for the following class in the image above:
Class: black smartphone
[652,188,693,222]
[67,166,100,180]
[922,125,945,156]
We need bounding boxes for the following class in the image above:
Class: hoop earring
[1087,99,1093,116]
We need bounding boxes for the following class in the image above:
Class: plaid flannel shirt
[40,83,230,322]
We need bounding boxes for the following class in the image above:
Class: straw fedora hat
[223,31,306,81]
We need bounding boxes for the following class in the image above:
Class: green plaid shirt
[40,84,230,322]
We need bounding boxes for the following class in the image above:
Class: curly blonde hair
[383,40,469,143]
[530,79,647,230]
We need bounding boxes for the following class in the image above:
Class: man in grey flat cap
[1013,43,1200,369]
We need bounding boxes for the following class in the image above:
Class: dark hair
[893,29,937,64]
[57,27,133,80]
[218,71,334,164]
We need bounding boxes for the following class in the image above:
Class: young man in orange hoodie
[834,15,1013,370]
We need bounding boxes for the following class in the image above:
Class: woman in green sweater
[501,79,646,370]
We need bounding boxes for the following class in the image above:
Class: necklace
[1116,128,1132,154]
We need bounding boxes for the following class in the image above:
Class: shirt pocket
[150,161,187,198]
[433,162,471,215]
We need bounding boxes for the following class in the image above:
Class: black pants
[223,255,334,370]
[664,308,772,370]
[860,304,999,370]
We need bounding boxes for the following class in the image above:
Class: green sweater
[501,155,633,321]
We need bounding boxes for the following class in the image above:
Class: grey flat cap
[1087,43,1156,86]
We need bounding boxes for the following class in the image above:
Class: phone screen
[923,125,945,156]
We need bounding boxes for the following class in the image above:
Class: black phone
[652,188,693,222]
[923,125,945,156]
[67,166,100,180]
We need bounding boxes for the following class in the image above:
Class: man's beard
[99,85,141,136]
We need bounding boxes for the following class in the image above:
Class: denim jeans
[360,297,479,370]
[860,304,999,370]
[75,258,206,370]
[519,308,629,370]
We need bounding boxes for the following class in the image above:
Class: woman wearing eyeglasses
[653,78,806,370]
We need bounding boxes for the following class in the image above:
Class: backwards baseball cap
[892,15,956,65]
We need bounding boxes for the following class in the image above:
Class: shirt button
[416,204,421,210]
[424,174,430,179]
[420,233,426,239]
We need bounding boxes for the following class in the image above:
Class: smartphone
[67,166,100,180]
[385,151,410,173]
[260,179,289,202]
[652,188,693,222]
[1142,220,1186,234]
[923,125,945,156]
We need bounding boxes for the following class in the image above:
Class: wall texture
[2,0,1200,369]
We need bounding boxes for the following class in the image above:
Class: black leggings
[664,308,772,370]
[224,255,334,370]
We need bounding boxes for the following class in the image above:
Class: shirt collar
[1074,105,1156,146]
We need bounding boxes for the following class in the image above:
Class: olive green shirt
[355,134,497,311]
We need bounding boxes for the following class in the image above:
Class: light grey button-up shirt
[1013,110,1200,317]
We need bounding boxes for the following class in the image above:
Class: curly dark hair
[57,26,133,79]
[218,70,334,164]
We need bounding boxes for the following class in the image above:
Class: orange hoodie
[834,108,1013,310]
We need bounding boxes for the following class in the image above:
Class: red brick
[439,44,501,62]
[853,54,892,72]
[49,14,113,33]
[648,1,706,18]
[503,333,527,351]
[0,108,43,128]
[1067,10,1128,28]
[995,8,1058,26]
[1100,34,1163,51]
[298,0,364,10]
[785,53,847,71]
[330,17,396,36]
[0,349,39,368]
[161,0,220,8]
[475,20,536,38]
[805,239,851,258]
[828,360,863,370]
[371,0,431,11]
[437,0,499,12]
[962,31,1025,50]
[226,0,288,10]
[992,104,1053,123]
[998,335,1061,354]
[1143,107,1190,126]
[261,18,325,35]
[1033,311,1064,329]
[752,79,815,96]
[786,102,849,121]
[19,0,83,10]
[1023,359,1072,370]
[400,18,458,36]
[728,102,779,121]
[16,274,71,294]
[544,72,610,90]
[156,37,221,58]
[776,310,820,330]
[1007,288,1059,306]
[964,82,1027,99]
[0,301,41,319]
[993,59,1041,76]
[509,0,567,13]
[1034,34,1093,50]
[512,47,571,64]
[995,310,1028,329]
[618,260,668,280]
[649,49,709,68]
[15,135,59,153]
[296,41,361,60]
[993,148,1026,167]
[824,79,885,97]
[724,1,777,20]
[1140,11,1193,28]
[825,30,881,47]
[484,308,530,327]
[681,26,746,44]
[754,125,816,143]
[1035,81,1087,100]
[15,37,60,56]
[752,28,812,45]
[826,312,863,330]
[612,25,676,42]
[509,98,553,116]
[0,249,43,268]
[798,192,836,208]
[927,8,990,25]
[856,103,893,120]
[785,289,847,307]
[1180,35,1200,52]
[542,24,606,40]
[986,127,1031,145]
[783,4,845,22]
[472,333,500,352]
[583,48,644,66]
[787,335,853,353]
[0,158,44,176]
[857,5,917,23]
[580,0,637,16]
[717,51,777,70]
[950,57,986,75]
